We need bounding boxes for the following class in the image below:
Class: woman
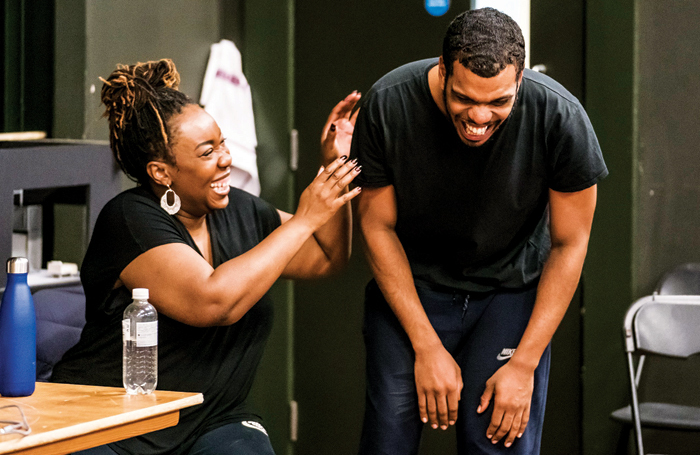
[50,59,361,455]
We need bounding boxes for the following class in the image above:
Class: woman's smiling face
[166,104,232,217]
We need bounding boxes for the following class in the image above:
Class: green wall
[583,0,635,453]
[585,1,700,453]
[2,0,54,134]
[53,0,219,141]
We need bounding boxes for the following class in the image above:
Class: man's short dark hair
[442,7,525,80]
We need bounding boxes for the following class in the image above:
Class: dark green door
[242,1,296,454]
[293,2,470,454]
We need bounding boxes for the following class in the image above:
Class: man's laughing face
[440,59,521,147]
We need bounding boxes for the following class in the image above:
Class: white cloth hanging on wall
[200,39,261,196]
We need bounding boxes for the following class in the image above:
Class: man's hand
[415,345,463,430]
[477,360,534,447]
[357,186,462,430]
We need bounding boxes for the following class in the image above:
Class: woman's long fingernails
[339,155,347,161]
[354,165,362,172]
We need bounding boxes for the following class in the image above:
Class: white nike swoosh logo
[496,348,516,361]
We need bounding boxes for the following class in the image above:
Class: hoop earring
[160,185,181,215]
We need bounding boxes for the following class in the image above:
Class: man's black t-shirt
[350,58,608,293]
[51,185,281,455]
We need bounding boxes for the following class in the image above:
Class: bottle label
[136,321,158,347]
[122,319,130,341]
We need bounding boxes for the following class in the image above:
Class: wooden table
[0,382,203,455]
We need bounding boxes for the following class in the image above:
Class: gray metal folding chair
[610,295,700,455]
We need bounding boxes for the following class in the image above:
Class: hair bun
[100,59,181,129]
[133,59,180,90]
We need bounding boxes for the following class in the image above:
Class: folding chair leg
[627,352,644,454]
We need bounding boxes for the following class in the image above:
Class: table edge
[0,392,203,453]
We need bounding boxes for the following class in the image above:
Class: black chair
[655,263,700,295]
[33,284,86,381]
[610,295,700,455]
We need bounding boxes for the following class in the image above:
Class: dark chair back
[655,263,700,295]
[34,285,86,381]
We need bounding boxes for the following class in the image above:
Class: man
[350,7,607,454]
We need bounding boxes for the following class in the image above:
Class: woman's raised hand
[295,156,361,231]
[320,91,361,165]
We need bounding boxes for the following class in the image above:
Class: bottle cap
[6,257,29,274]
[132,288,149,300]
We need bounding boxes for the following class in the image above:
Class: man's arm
[478,184,598,448]
[356,185,463,430]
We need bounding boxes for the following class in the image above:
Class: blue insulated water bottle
[0,257,36,397]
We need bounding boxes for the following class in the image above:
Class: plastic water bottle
[0,257,36,397]
[122,288,158,394]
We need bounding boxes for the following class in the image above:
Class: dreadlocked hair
[100,59,196,185]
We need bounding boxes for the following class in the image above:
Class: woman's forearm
[310,191,353,274]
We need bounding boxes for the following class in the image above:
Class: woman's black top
[51,185,281,455]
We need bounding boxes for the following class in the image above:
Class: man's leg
[359,280,482,454]
[358,280,424,455]
[454,284,551,454]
